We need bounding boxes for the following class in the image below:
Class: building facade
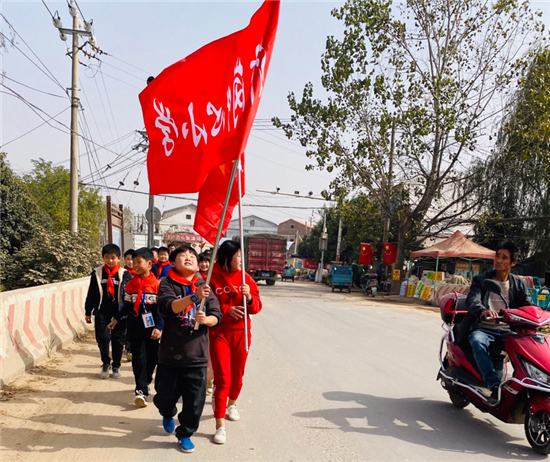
[225,215,278,240]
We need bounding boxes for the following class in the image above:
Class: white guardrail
[0,277,91,386]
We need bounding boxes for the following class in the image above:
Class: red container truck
[243,234,286,286]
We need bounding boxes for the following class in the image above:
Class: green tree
[469,46,550,275]
[275,0,545,271]
[298,195,384,263]
[1,230,100,291]
[0,152,51,256]
[23,158,105,241]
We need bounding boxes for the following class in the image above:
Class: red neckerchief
[199,270,207,281]
[125,273,159,316]
[153,259,159,265]
[168,268,200,315]
[104,264,120,300]
[124,265,137,276]
[158,261,170,270]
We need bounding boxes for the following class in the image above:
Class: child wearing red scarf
[154,246,171,279]
[208,241,262,445]
[198,250,214,394]
[155,245,221,454]
[85,244,129,379]
[124,249,137,276]
[108,247,162,407]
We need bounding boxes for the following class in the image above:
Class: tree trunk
[390,217,413,294]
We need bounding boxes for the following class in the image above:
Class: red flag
[193,157,245,244]
[383,242,397,265]
[139,0,280,195]
[358,243,373,265]
[302,258,318,270]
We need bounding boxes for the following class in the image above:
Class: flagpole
[193,159,240,331]
[236,158,249,353]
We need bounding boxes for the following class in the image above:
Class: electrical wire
[0,106,71,148]
[1,75,67,99]
[0,15,67,94]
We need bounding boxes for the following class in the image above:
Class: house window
[186,214,192,220]
[250,220,255,226]
[291,224,294,229]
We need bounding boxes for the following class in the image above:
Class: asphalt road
[1,281,543,461]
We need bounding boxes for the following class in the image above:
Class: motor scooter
[437,279,550,454]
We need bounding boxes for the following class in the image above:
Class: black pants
[154,364,207,439]
[129,329,159,395]
[94,312,126,369]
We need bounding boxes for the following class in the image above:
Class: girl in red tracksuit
[209,241,262,445]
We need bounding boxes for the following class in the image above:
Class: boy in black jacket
[85,244,130,379]
[107,248,163,407]
[156,245,221,454]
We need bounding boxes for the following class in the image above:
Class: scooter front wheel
[525,409,550,455]
[448,392,469,409]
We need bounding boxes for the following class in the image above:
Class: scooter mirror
[484,279,502,295]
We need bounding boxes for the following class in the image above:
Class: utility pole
[68,6,80,233]
[335,215,342,262]
[52,1,94,233]
[148,194,155,247]
[382,122,396,275]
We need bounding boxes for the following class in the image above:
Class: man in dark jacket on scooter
[464,241,533,405]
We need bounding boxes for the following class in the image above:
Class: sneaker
[134,391,147,407]
[178,437,195,453]
[213,427,226,444]
[112,367,121,379]
[126,353,133,362]
[163,416,175,434]
[227,405,240,421]
[488,386,500,405]
[206,379,213,395]
[100,364,110,379]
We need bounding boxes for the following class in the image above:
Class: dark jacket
[157,276,222,368]
[84,266,130,317]
[457,270,533,342]
[115,275,164,332]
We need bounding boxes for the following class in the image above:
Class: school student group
[84,241,262,453]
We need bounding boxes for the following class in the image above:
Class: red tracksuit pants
[209,329,250,419]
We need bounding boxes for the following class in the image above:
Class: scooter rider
[462,241,533,405]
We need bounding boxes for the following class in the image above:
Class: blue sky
[1,0,549,227]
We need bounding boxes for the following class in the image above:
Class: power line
[0,15,66,94]
[0,106,70,148]
[1,75,67,99]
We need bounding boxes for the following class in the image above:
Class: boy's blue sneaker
[178,437,195,453]
[162,416,175,434]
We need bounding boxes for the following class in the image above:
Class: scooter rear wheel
[448,392,469,409]
[525,409,550,455]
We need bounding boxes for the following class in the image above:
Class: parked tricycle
[330,264,353,293]
[282,267,296,282]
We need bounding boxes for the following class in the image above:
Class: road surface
[1,282,540,461]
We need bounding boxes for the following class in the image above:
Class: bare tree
[274,0,546,269]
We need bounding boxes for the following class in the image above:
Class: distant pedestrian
[155,245,221,453]
[122,249,137,361]
[168,243,176,255]
[107,247,162,407]
[123,249,137,276]
[154,246,171,279]
[85,244,130,379]
[151,247,159,278]
[209,241,262,445]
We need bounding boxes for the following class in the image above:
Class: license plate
[539,295,547,301]
[262,273,271,277]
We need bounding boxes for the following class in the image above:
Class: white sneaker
[100,364,110,379]
[134,391,147,407]
[112,367,121,379]
[227,405,240,421]
[213,427,226,444]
